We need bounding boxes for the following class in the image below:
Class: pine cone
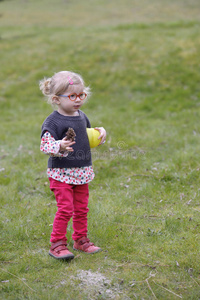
[66,128,76,141]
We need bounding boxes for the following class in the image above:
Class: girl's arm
[40,131,75,157]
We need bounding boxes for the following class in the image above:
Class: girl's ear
[52,96,60,105]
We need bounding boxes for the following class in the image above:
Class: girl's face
[54,84,85,116]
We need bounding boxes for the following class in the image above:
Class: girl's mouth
[74,105,80,109]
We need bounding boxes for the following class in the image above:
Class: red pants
[49,178,89,243]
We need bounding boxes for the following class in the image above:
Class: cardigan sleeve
[84,113,91,128]
[40,131,68,157]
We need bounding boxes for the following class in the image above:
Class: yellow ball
[86,128,101,148]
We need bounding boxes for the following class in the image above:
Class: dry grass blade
[1,268,36,292]
[153,280,182,298]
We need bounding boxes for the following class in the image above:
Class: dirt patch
[71,269,123,299]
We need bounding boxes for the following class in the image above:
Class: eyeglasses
[58,92,87,101]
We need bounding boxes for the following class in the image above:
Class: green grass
[1,0,200,299]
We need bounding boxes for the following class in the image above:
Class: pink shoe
[49,240,74,260]
[73,237,101,254]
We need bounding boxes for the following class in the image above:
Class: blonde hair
[39,71,91,105]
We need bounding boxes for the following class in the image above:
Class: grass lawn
[1,0,200,299]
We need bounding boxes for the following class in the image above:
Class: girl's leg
[72,184,101,253]
[49,178,74,243]
[72,184,89,241]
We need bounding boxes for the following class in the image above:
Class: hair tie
[68,76,73,85]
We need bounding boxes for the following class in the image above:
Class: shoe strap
[77,237,94,250]
[54,245,68,253]
[51,240,67,251]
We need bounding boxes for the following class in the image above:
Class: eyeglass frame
[58,92,87,101]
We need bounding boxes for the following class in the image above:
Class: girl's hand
[95,127,107,145]
[60,137,76,152]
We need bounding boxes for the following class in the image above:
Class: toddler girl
[40,71,106,260]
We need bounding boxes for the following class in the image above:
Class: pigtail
[39,78,52,96]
